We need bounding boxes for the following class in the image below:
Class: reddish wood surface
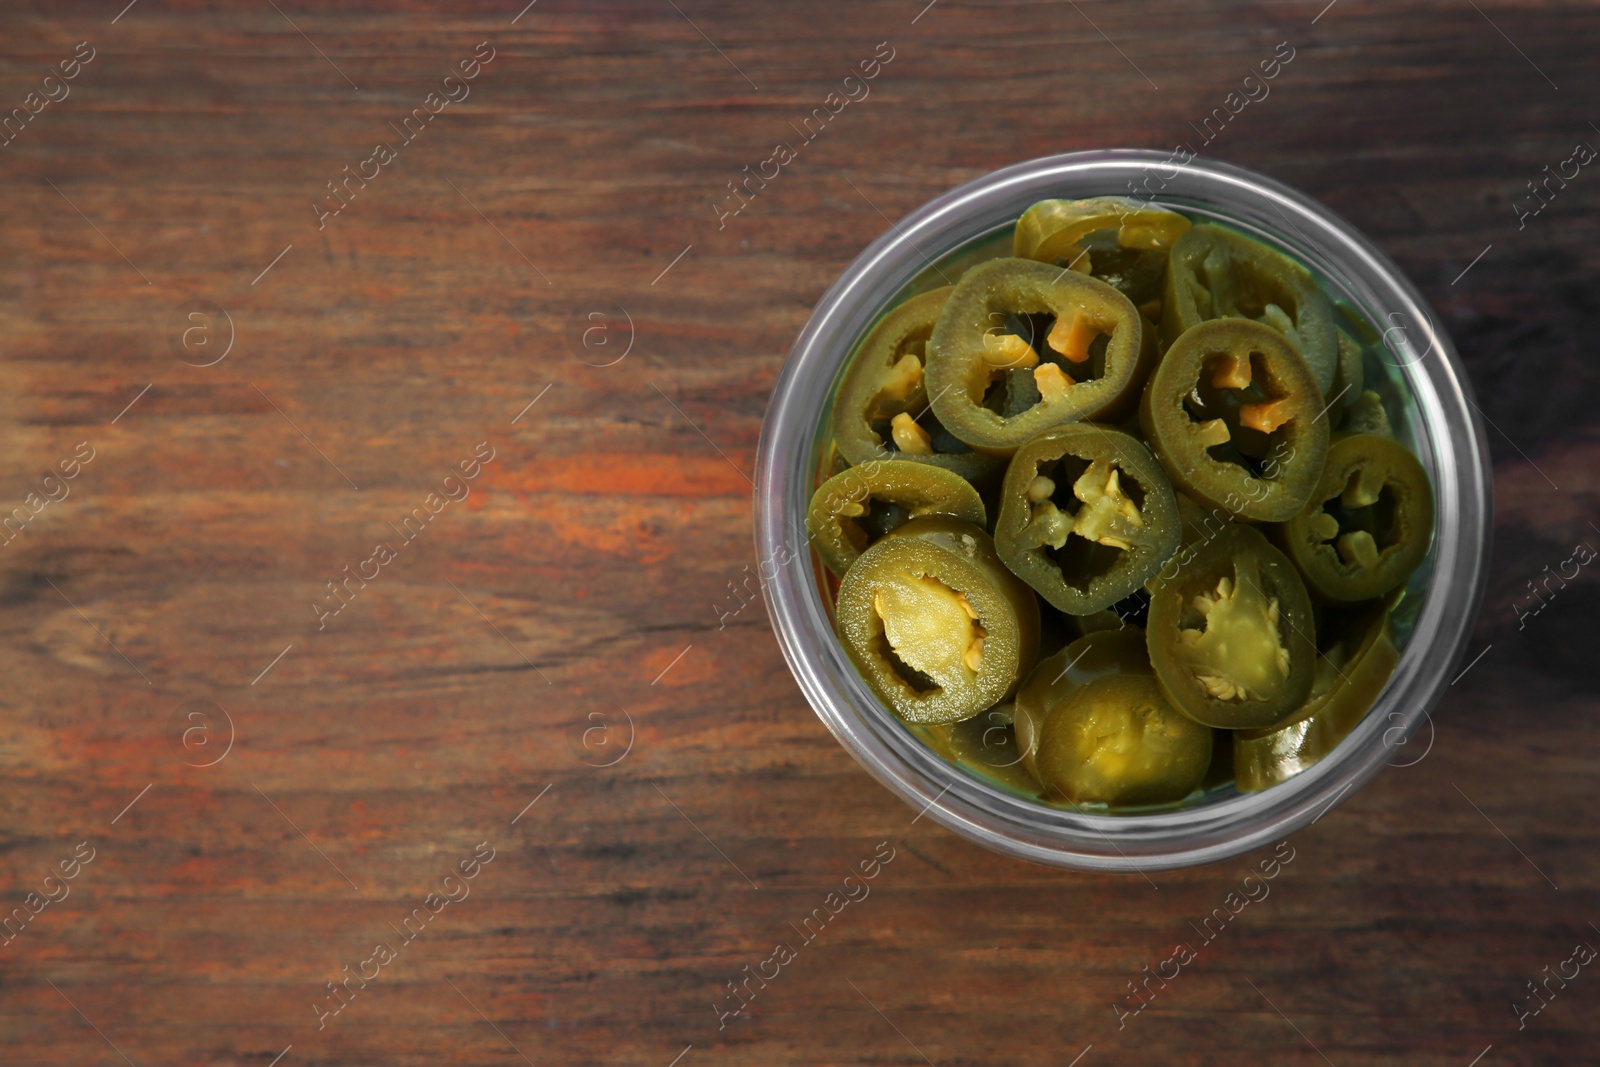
[1,2,1597,1065]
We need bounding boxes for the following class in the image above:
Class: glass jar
[754,150,1492,871]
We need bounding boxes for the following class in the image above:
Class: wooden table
[1,2,1596,1064]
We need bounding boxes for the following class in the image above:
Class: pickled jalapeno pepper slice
[926,258,1153,454]
[1277,433,1434,604]
[1034,674,1213,806]
[806,460,987,577]
[1014,628,1150,779]
[1140,319,1329,522]
[1015,630,1210,806]
[835,516,1040,724]
[1162,224,1338,394]
[1013,197,1191,311]
[831,286,1003,483]
[1234,606,1399,791]
[1146,524,1317,729]
[994,424,1180,614]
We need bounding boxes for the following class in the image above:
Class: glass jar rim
[754,149,1492,872]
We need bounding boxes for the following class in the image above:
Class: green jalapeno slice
[994,424,1180,614]
[1014,628,1148,780]
[1234,606,1399,791]
[1014,629,1210,806]
[926,258,1154,454]
[1277,433,1434,604]
[831,286,1003,482]
[835,517,1040,724]
[1013,197,1191,312]
[1146,523,1317,729]
[1162,224,1338,395]
[1036,674,1212,806]
[806,459,987,577]
[1140,319,1329,522]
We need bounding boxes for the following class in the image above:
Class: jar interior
[804,207,1438,816]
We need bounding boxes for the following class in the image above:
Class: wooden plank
[0,1,1596,1064]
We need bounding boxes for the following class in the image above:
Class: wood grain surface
[0,1,1596,1065]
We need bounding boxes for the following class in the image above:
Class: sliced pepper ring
[1140,318,1329,523]
[1025,652,1213,807]
[926,258,1153,454]
[1146,523,1317,729]
[1161,223,1339,395]
[835,517,1040,725]
[1278,432,1434,604]
[1013,628,1151,781]
[1233,605,1399,791]
[994,423,1180,614]
[1012,197,1191,310]
[1033,674,1213,806]
[806,459,987,577]
[831,285,1003,482]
